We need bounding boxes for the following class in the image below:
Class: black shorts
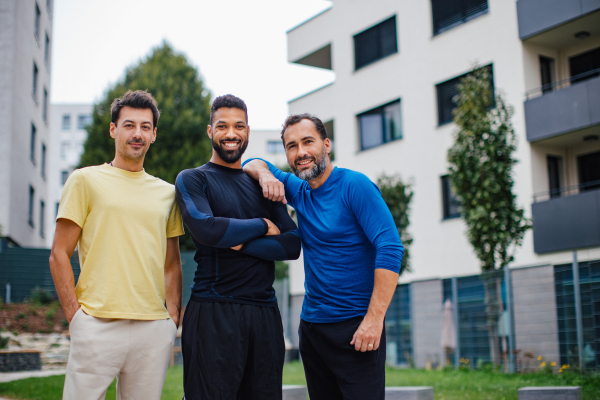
[299,317,386,400]
[182,299,285,400]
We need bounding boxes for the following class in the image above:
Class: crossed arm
[244,159,402,352]
[49,219,184,327]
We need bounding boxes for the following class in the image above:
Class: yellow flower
[460,358,465,363]
[465,359,469,363]
[550,362,556,366]
[539,362,546,367]
[559,368,563,373]
[537,356,543,360]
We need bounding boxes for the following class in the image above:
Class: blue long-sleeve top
[243,159,404,322]
[176,162,301,306]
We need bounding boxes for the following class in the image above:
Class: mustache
[127,139,146,145]
[295,155,314,164]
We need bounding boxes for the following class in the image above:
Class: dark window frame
[34,2,41,43]
[547,155,562,199]
[358,99,403,151]
[61,170,69,185]
[577,150,600,192]
[436,64,494,126]
[43,88,48,123]
[44,33,50,67]
[431,0,489,36]
[39,200,45,238]
[30,123,37,165]
[569,46,600,85]
[28,186,35,228]
[540,56,555,94]
[77,114,92,130]
[354,15,398,71]
[41,143,46,180]
[442,175,461,220]
[62,114,71,130]
[32,62,39,101]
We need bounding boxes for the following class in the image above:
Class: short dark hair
[111,90,160,128]
[210,94,248,125]
[281,113,328,142]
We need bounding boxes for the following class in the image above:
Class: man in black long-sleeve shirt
[175,94,301,399]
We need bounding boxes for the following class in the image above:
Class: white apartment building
[243,129,289,169]
[0,0,54,248]
[285,0,600,369]
[45,104,93,247]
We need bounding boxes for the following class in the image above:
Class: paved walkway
[0,368,66,383]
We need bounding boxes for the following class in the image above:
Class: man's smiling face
[208,107,249,165]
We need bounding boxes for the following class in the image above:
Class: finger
[360,339,370,352]
[276,184,285,202]
[263,185,269,199]
[350,331,357,345]
[354,335,363,351]
[267,184,274,200]
[282,195,287,205]
[372,337,380,351]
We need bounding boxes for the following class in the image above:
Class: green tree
[377,174,412,273]
[79,42,212,250]
[447,65,531,368]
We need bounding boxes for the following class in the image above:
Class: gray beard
[292,150,328,182]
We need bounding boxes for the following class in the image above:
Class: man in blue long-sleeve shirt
[243,113,404,400]
[175,95,301,399]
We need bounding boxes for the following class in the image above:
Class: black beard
[212,138,248,164]
[291,147,328,182]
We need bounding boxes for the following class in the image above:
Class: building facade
[285,0,600,369]
[45,104,93,247]
[0,0,54,248]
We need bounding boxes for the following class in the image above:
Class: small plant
[28,303,39,316]
[11,330,18,336]
[21,323,29,331]
[0,335,8,350]
[14,312,25,320]
[459,358,471,370]
[46,308,56,321]
[61,318,68,328]
[30,287,54,306]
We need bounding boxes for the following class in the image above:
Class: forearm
[242,159,270,181]
[49,251,79,321]
[164,262,182,325]
[183,215,267,248]
[365,268,399,320]
[241,230,301,261]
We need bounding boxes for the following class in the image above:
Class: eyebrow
[122,119,152,125]
[215,120,246,125]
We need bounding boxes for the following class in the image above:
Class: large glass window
[32,63,38,100]
[30,123,36,164]
[354,16,397,70]
[61,170,69,185]
[555,261,600,370]
[62,114,71,130]
[266,141,285,154]
[44,33,50,65]
[39,200,45,238]
[540,56,555,94]
[77,114,92,129]
[436,64,493,125]
[569,46,600,85]
[358,99,402,151]
[386,284,412,366]
[431,0,488,35]
[578,151,600,192]
[28,186,35,227]
[34,3,41,42]
[41,143,46,180]
[43,88,48,122]
[547,155,563,198]
[442,175,461,219]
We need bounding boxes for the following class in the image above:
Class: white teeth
[224,143,238,148]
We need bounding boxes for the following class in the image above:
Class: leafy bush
[45,309,56,321]
[0,336,8,350]
[30,287,54,306]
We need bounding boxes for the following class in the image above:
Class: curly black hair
[210,94,248,125]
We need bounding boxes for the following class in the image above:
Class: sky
[50,0,334,129]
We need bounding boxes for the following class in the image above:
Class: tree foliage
[78,42,212,250]
[447,66,531,273]
[377,174,413,273]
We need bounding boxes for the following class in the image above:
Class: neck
[308,162,334,189]
[110,154,144,172]
[210,151,241,169]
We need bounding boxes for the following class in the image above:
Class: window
[431,0,488,35]
[266,141,285,154]
[61,170,69,185]
[62,114,71,130]
[540,56,555,94]
[554,261,600,370]
[569,46,600,85]
[60,141,69,160]
[358,99,402,150]
[77,114,92,129]
[30,124,36,164]
[42,88,48,122]
[34,3,41,42]
[354,16,398,70]
[32,62,38,100]
[578,151,600,192]
[55,202,59,217]
[442,175,461,219]
[436,64,494,125]
[46,0,52,16]
[44,33,50,65]
[41,143,46,180]
[28,186,35,227]
[547,155,562,198]
[74,141,84,155]
[39,200,45,238]
[386,284,412,366]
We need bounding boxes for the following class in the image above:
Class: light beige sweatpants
[63,308,177,400]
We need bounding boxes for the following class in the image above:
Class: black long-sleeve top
[175,162,301,306]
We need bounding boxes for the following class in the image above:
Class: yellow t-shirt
[57,163,184,320]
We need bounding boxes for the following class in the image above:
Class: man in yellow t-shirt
[49,90,184,400]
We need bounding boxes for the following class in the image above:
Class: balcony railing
[525,67,600,100]
[533,180,600,203]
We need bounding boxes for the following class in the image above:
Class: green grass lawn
[1,363,599,400]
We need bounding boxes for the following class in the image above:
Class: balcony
[532,185,600,254]
[517,0,600,40]
[524,73,600,142]
[288,7,333,69]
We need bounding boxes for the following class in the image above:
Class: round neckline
[102,163,147,179]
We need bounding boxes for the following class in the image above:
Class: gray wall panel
[532,190,600,253]
[517,0,581,39]
[411,280,443,368]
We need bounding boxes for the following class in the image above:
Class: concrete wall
[411,279,443,368]
[0,0,53,248]
[512,265,560,366]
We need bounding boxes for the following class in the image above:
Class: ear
[324,138,331,154]
[207,124,213,140]
[109,122,117,139]
[246,125,250,141]
[151,127,157,143]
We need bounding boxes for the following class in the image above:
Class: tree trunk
[484,272,500,367]
[496,276,508,372]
